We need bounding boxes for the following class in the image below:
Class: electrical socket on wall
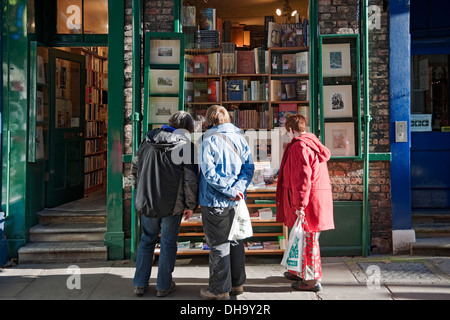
[395,121,408,143]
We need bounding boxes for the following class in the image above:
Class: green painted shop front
[1,0,375,262]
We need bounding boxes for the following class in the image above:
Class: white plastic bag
[228,199,253,241]
[281,217,304,273]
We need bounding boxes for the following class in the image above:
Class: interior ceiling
[186,0,310,26]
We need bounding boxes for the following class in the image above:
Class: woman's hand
[183,209,194,221]
[295,207,305,219]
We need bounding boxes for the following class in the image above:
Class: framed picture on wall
[322,85,353,118]
[324,122,355,157]
[149,69,180,94]
[148,97,179,123]
[322,43,351,77]
[149,39,181,65]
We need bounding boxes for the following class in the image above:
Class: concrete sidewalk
[1,255,450,300]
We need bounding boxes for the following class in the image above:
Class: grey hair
[169,111,194,133]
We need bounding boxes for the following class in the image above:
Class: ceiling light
[275,0,297,21]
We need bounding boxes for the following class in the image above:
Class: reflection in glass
[84,0,108,34]
[57,0,82,34]
[55,58,81,128]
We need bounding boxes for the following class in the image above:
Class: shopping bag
[281,217,304,273]
[228,199,253,241]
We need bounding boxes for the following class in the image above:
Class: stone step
[37,209,107,224]
[413,223,450,238]
[412,210,450,224]
[29,223,106,242]
[18,241,107,263]
[410,237,450,256]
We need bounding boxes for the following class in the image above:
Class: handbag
[228,199,253,241]
[281,216,304,273]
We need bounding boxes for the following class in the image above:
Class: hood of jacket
[200,122,242,139]
[293,133,331,162]
[145,126,189,151]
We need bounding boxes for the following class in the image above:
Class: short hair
[169,111,195,133]
[206,105,231,127]
[285,114,307,133]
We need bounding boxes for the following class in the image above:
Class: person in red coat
[276,115,334,292]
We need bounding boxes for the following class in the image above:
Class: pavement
[1,255,450,302]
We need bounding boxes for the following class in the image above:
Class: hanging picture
[37,55,46,84]
[324,122,355,157]
[148,97,179,123]
[36,90,44,122]
[149,39,181,65]
[322,43,351,77]
[149,69,179,94]
[323,85,353,118]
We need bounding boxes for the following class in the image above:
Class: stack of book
[195,30,220,49]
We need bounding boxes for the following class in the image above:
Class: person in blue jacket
[198,105,255,300]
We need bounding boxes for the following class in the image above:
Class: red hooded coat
[276,133,334,232]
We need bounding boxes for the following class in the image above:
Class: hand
[230,191,244,201]
[183,209,193,221]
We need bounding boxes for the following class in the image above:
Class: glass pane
[57,0,82,34]
[84,0,108,34]
[411,54,449,130]
[55,58,81,128]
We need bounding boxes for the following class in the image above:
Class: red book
[207,80,220,102]
[237,51,255,74]
[194,55,208,76]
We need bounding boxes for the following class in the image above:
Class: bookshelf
[81,47,108,193]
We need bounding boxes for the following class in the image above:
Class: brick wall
[319,0,392,253]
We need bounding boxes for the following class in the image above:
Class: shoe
[200,288,230,300]
[291,280,322,292]
[133,284,149,296]
[156,281,176,297]
[284,271,302,281]
[231,285,244,295]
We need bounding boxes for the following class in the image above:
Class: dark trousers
[201,206,246,295]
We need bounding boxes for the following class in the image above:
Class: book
[264,16,275,49]
[278,103,297,127]
[193,55,208,76]
[182,6,196,27]
[296,79,309,101]
[184,81,194,102]
[281,23,304,47]
[270,52,282,74]
[270,80,282,101]
[228,80,244,101]
[207,52,220,75]
[282,54,296,74]
[194,81,208,102]
[263,241,280,250]
[267,22,281,48]
[247,241,264,250]
[185,54,194,76]
[281,78,297,101]
[295,51,308,74]
[237,51,255,74]
[199,8,216,30]
[207,80,220,102]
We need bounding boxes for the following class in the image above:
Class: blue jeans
[133,214,182,290]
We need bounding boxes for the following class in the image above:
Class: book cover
[270,80,282,101]
[228,79,244,101]
[281,23,304,47]
[184,81,194,102]
[207,80,220,102]
[194,55,208,76]
[264,16,275,49]
[296,79,308,101]
[267,22,281,48]
[185,54,194,76]
[278,103,297,127]
[295,51,308,74]
[199,8,216,30]
[271,52,282,74]
[182,6,196,27]
[193,81,208,102]
[207,52,220,75]
[237,51,255,74]
[282,54,296,74]
[281,78,297,101]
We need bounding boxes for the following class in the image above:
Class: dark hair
[169,111,195,133]
[285,114,307,133]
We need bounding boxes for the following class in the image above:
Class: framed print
[149,69,179,94]
[323,85,353,118]
[148,97,179,123]
[149,39,181,64]
[37,55,46,84]
[324,122,355,157]
[322,43,351,77]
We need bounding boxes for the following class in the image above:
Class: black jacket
[132,128,198,218]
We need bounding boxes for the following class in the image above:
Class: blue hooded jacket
[198,123,255,207]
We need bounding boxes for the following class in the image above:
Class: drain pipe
[130,0,142,261]
[361,0,372,257]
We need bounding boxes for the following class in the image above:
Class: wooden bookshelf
[80,47,108,194]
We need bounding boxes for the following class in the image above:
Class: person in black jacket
[132,111,198,297]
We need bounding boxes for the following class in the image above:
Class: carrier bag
[281,216,304,273]
[228,199,253,240]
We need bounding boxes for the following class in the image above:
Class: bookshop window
[57,0,108,34]
[411,54,450,131]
